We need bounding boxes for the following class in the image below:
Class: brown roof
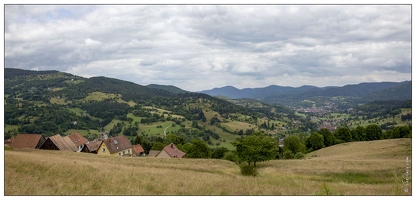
[67,133,89,146]
[103,136,132,154]
[9,134,45,149]
[84,141,102,152]
[48,134,78,152]
[148,150,161,157]
[5,138,14,145]
[162,143,186,158]
[132,144,144,154]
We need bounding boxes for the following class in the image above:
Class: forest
[4,68,412,159]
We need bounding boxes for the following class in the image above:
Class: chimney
[171,143,173,148]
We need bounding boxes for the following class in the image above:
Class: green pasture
[4,125,19,132]
[63,129,100,137]
[50,97,70,105]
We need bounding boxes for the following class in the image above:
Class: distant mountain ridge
[200,81,411,104]
[200,85,322,100]
[146,84,188,94]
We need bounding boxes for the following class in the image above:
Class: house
[67,133,89,152]
[9,134,46,149]
[81,140,102,154]
[147,150,161,157]
[132,144,145,157]
[97,136,133,156]
[39,134,78,152]
[156,143,186,158]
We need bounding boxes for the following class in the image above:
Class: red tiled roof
[67,133,89,146]
[162,143,186,158]
[132,144,144,154]
[103,136,132,154]
[9,134,45,149]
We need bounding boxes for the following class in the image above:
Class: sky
[4,4,412,91]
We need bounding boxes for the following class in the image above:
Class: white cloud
[4,5,411,91]
[84,38,102,46]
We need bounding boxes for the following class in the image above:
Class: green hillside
[5,138,411,195]
[4,68,286,149]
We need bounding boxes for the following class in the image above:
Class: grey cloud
[4,5,411,91]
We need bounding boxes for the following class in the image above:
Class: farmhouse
[132,144,145,157]
[39,134,78,152]
[97,136,133,156]
[147,150,161,157]
[67,133,89,152]
[156,143,186,158]
[8,134,46,149]
[81,140,102,153]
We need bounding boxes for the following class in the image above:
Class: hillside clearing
[5,138,411,195]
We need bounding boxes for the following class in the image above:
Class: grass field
[83,92,135,106]
[5,138,411,195]
[220,121,256,133]
[4,125,19,132]
[63,129,100,137]
[50,97,70,105]
[67,107,86,116]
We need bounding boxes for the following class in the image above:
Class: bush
[4,145,13,150]
[223,151,239,163]
[239,163,257,176]
[294,152,305,159]
[283,150,294,159]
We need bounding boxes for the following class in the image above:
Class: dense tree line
[82,100,130,119]
[301,124,411,153]
[352,100,411,119]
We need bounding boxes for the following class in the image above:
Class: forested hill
[146,84,188,94]
[4,68,61,79]
[53,76,174,102]
[201,82,407,103]
[362,81,412,102]
[5,68,284,139]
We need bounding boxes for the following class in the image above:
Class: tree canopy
[305,132,325,151]
[232,132,278,167]
[283,135,306,155]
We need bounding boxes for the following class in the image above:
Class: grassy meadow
[5,138,411,195]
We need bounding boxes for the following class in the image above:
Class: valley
[4,68,412,152]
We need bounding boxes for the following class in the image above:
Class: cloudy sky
[4,4,411,91]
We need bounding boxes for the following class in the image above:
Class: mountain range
[4,68,411,106]
[200,81,412,105]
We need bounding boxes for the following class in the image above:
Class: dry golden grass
[5,138,411,196]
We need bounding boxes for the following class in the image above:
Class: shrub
[4,145,13,151]
[239,163,257,176]
[294,152,305,159]
[283,150,294,159]
[223,151,239,163]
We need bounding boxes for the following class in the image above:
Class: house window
[118,152,121,156]
[103,148,106,153]
[128,150,130,154]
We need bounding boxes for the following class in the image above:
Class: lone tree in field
[232,132,278,167]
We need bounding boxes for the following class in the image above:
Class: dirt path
[164,124,172,137]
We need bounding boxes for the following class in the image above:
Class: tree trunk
[254,162,256,167]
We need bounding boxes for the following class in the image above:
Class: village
[5,133,186,158]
